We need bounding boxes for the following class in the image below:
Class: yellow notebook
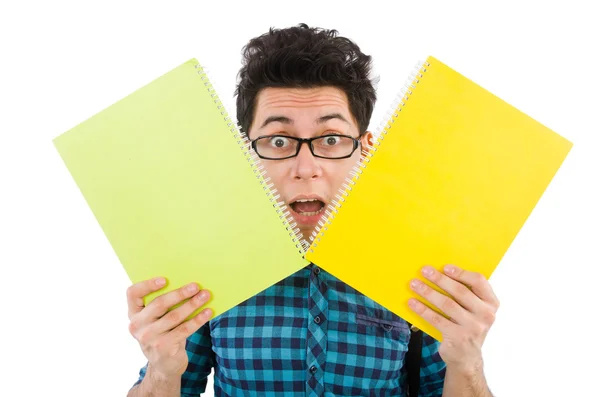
[53,58,308,320]
[305,56,573,341]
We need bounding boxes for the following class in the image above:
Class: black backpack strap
[406,323,422,397]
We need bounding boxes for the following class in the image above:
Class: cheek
[322,158,358,189]
[260,160,288,187]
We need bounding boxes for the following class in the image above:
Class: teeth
[296,206,325,216]
[299,210,321,216]
[289,198,325,217]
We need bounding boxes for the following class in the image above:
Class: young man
[127,24,499,397]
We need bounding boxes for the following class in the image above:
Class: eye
[269,136,291,148]
[323,135,341,146]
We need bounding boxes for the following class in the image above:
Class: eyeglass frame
[250,134,362,160]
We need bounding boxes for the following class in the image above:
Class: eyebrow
[260,116,293,129]
[259,113,350,129]
[317,113,350,125]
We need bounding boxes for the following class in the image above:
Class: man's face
[247,86,373,242]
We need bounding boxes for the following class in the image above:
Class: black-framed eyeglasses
[250,134,361,160]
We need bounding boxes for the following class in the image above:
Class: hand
[408,265,500,372]
[126,277,213,378]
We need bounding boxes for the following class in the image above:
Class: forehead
[254,86,352,117]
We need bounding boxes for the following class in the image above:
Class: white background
[1,1,599,396]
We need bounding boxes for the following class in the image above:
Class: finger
[420,266,487,314]
[443,265,500,307]
[144,282,202,320]
[408,297,458,334]
[409,278,474,326]
[169,307,214,341]
[127,277,167,320]
[152,289,212,335]
[128,282,203,338]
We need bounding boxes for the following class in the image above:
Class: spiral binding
[194,62,307,253]
[308,59,431,253]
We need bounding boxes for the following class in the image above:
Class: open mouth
[289,198,326,217]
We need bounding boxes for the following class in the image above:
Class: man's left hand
[408,264,500,373]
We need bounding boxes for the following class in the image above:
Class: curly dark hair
[235,23,378,136]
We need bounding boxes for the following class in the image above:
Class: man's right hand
[127,277,212,378]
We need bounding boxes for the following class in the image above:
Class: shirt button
[313,267,320,275]
[310,365,317,374]
[314,315,321,324]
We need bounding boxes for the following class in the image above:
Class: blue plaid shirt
[132,263,446,396]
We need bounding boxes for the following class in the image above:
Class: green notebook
[53,58,309,319]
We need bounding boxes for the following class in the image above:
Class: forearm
[127,365,181,397]
[442,363,493,397]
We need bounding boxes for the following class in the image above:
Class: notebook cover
[305,56,573,341]
[53,58,309,320]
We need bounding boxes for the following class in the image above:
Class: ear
[360,131,375,155]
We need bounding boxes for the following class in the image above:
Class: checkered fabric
[132,263,446,396]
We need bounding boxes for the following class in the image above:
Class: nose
[292,142,322,180]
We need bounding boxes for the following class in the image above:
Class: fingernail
[187,283,199,293]
[410,279,420,289]
[197,290,209,300]
[444,265,456,275]
[155,278,166,286]
[421,266,434,276]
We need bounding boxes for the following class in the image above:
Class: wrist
[138,364,181,397]
[146,364,181,383]
[446,357,484,378]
